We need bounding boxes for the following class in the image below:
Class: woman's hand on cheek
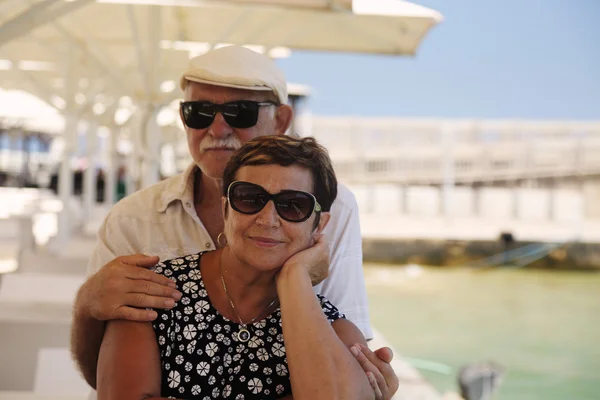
[281,233,330,286]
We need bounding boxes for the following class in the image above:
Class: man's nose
[256,200,280,227]
[207,112,233,138]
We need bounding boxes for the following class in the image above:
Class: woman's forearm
[97,320,163,400]
[276,264,374,400]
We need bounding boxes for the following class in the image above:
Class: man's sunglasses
[227,181,322,223]
[180,100,277,129]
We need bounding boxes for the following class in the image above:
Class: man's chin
[194,153,234,178]
[193,161,225,179]
[199,166,227,180]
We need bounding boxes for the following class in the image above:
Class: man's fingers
[124,293,178,310]
[135,256,160,268]
[359,345,389,392]
[374,346,394,364]
[125,265,177,288]
[360,343,396,377]
[351,344,379,375]
[355,343,387,369]
[362,344,400,396]
[119,254,160,268]
[131,280,182,300]
[113,306,158,322]
[370,366,388,397]
[367,372,384,400]
[352,345,389,398]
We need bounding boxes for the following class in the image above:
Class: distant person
[115,165,126,202]
[48,168,84,195]
[95,169,105,203]
[0,171,8,187]
[70,45,398,398]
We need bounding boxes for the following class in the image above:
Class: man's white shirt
[88,163,372,337]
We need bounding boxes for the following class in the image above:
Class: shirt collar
[157,162,198,212]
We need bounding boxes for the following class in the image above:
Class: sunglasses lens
[223,101,260,129]
[229,182,316,222]
[275,192,314,222]
[230,183,268,214]
[182,102,214,129]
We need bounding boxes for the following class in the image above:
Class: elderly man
[71,45,398,399]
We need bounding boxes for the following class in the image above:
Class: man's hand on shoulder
[76,254,182,322]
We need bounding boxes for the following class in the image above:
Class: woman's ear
[314,212,330,234]
[221,197,229,220]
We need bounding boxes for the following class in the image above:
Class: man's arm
[71,290,106,389]
[70,216,181,388]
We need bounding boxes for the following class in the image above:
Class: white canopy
[0,0,443,117]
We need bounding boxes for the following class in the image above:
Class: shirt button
[185,202,191,208]
[205,243,211,248]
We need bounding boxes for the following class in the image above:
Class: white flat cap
[180,46,288,104]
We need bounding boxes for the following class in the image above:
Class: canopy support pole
[82,121,98,225]
[125,111,143,197]
[105,126,118,206]
[52,45,78,253]
[0,0,94,47]
[140,106,161,188]
[127,5,150,99]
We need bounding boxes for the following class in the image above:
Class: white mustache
[199,136,243,152]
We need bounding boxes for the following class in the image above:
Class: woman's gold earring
[217,232,228,247]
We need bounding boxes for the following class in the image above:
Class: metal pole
[126,111,143,196]
[83,121,98,223]
[141,106,161,188]
[104,126,118,206]
[53,45,78,252]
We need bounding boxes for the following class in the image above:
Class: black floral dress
[151,252,345,399]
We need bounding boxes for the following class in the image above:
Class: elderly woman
[97,135,377,399]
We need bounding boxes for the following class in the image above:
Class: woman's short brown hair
[222,135,338,212]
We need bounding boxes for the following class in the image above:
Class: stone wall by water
[362,239,600,270]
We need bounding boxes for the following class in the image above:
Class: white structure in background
[307,117,600,243]
[0,89,64,181]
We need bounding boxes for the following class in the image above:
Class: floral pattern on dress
[152,252,344,399]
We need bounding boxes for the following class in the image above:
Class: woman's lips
[250,237,283,248]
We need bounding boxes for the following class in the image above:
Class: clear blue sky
[276,0,600,119]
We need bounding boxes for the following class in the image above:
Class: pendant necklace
[219,253,278,343]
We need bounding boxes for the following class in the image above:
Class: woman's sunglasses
[227,181,322,223]
[180,100,277,129]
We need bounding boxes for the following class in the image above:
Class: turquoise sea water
[365,266,600,400]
